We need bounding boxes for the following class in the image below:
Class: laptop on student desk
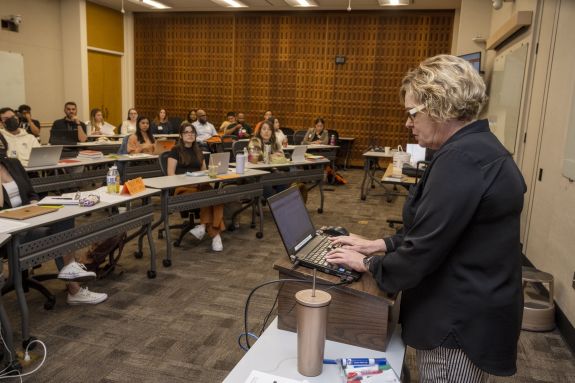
[267,187,361,282]
[27,146,63,167]
[290,146,307,162]
[209,152,230,175]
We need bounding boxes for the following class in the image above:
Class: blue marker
[340,358,387,367]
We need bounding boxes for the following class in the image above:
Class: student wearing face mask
[0,107,40,167]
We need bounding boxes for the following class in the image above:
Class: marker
[341,358,388,367]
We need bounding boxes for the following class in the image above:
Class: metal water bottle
[236,153,245,174]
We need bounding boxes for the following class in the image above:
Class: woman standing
[326,55,526,381]
[86,108,116,136]
[120,108,138,135]
[127,116,155,154]
[302,117,328,145]
[167,123,225,252]
[151,108,173,135]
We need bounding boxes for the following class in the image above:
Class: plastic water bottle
[236,153,245,174]
[330,135,336,146]
[243,147,249,167]
[106,165,120,193]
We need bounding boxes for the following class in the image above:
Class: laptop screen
[267,187,316,255]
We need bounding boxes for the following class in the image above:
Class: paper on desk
[0,219,30,233]
[244,370,304,383]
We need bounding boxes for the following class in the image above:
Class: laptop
[267,186,361,281]
[153,139,176,155]
[27,145,63,167]
[291,146,307,162]
[209,152,230,175]
[0,205,59,220]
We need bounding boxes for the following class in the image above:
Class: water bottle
[236,153,245,174]
[243,147,249,167]
[106,165,120,193]
[330,134,336,146]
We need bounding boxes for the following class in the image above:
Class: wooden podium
[274,257,400,351]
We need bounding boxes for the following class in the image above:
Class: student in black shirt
[167,123,225,252]
[17,104,41,137]
[50,101,88,144]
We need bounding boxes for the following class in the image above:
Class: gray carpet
[1,169,574,382]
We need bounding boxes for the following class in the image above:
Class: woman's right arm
[301,129,312,145]
[127,135,141,154]
[330,235,387,255]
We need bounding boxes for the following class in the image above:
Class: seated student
[302,117,329,145]
[249,120,287,198]
[120,108,138,135]
[167,123,225,252]
[127,116,155,154]
[253,110,272,136]
[219,112,236,134]
[50,101,88,144]
[0,107,40,167]
[192,109,219,152]
[17,104,41,137]
[272,117,288,147]
[0,134,107,305]
[151,108,173,135]
[224,112,252,138]
[86,108,116,136]
[181,109,197,126]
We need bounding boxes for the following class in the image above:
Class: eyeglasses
[182,131,196,136]
[406,104,426,122]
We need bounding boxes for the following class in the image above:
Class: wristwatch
[362,256,374,272]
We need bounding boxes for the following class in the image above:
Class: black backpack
[85,233,127,279]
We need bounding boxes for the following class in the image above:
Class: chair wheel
[147,270,156,279]
[23,336,37,351]
[44,298,55,310]
[256,232,263,239]
[173,241,181,248]
[162,259,172,267]
[227,224,236,232]
[317,208,323,213]
[134,251,143,259]
[250,223,256,229]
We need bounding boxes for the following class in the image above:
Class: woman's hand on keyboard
[329,234,387,255]
[325,247,367,272]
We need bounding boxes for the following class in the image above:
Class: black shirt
[167,146,203,175]
[22,119,41,136]
[50,118,86,145]
[151,120,174,135]
[371,119,526,376]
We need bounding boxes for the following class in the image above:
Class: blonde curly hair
[400,54,487,122]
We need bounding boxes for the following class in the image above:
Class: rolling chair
[221,134,237,161]
[293,130,307,145]
[156,151,198,247]
[232,139,250,157]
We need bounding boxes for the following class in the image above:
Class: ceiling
[89,0,462,13]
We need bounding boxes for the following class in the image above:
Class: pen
[52,197,73,200]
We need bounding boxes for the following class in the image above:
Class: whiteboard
[486,43,529,153]
[0,51,26,108]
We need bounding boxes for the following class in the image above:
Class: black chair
[232,139,250,156]
[293,130,307,145]
[221,135,237,161]
[157,151,198,247]
[168,117,182,133]
[280,127,294,136]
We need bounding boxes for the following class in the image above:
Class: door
[88,50,122,129]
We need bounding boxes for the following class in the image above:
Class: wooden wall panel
[134,11,453,164]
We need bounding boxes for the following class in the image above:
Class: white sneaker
[189,224,206,240]
[67,287,108,305]
[58,262,96,282]
[212,234,223,252]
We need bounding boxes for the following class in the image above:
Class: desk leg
[146,222,157,279]
[360,158,372,201]
[317,179,324,214]
[256,197,264,239]
[10,237,31,346]
[162,189,172,267]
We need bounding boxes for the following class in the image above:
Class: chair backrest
[293,130,307,145]
[221,135,237,151]
[327,129,339,144]
[280,127,294,136]
[232,139,250,156]
[159,151,171,176]
[118,135,130,154]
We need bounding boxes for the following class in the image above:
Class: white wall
[453,0,492,68]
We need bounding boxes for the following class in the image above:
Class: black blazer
[1,157,38,209]
[370,119,526,376]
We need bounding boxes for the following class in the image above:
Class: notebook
[209,152,230,175]
[27,145,63,167]
[0,205,59,220]
[267,186,361,281]
[290,146,307,162]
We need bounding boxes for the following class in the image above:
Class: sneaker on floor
[212,234,223,252]
[58,262,96,282]
[189,224,206,240]
[67,287,108,305]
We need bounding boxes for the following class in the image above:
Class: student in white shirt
[0,107,40,167]
[86,108,116,136]
[120,108,138,135]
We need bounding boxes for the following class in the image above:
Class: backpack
[325,165,348,185]
[84,232,127,279]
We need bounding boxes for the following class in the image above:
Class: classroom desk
[360,151,417,201]
[0,234,18,368]
[2,188,159,345]
[143,169,268,267]
[285,144,339,162]
[232,158,330,213]
[223,318,405,383]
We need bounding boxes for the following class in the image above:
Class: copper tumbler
[295,289,332,377]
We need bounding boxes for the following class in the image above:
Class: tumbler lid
[295,289,331,307]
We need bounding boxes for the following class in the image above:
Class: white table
[224,318,405,382]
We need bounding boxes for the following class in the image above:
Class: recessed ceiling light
[211,0,249,8]
[284,0,319,8]
[140,0,171,9]
[378,0,411,6]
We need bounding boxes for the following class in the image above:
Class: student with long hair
[120,108,138,135]
[302,117,329,145]
[151,108,173,134]
[127,116,155,154]
[86,108,116,136]
[167,123,225,251]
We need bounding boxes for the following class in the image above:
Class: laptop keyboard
[303,237,352,276]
